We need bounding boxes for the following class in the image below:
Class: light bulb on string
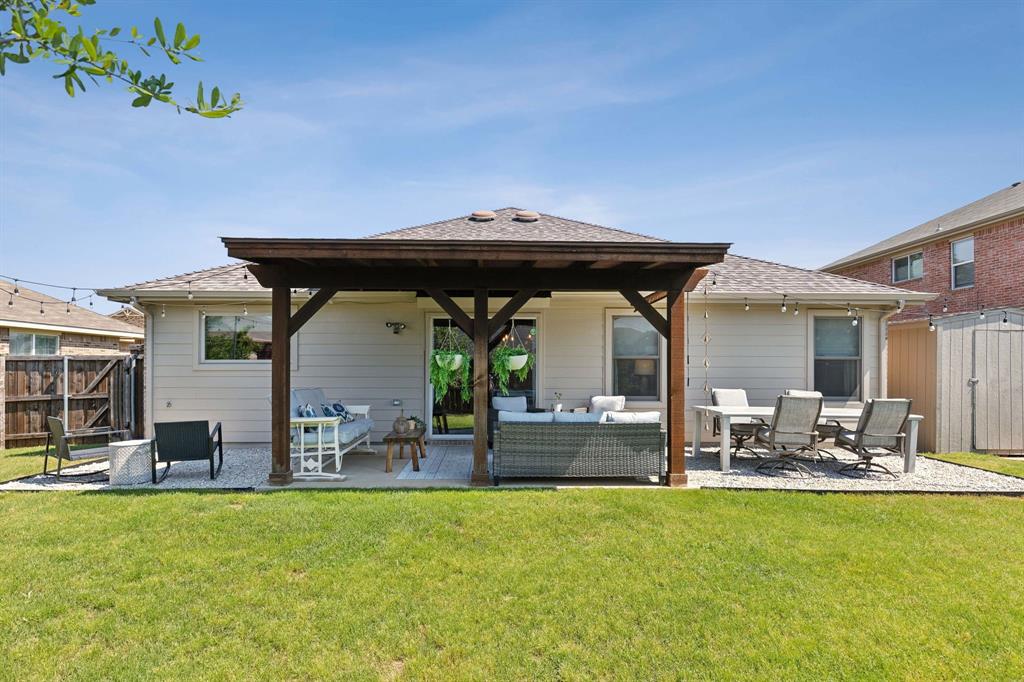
[161,305,166,319]
[39,301,44,315]
[942,299,948,313]
[187,282,194,301]
[6,293,12,307]
[66,302,71,315]
[979,307,985,320]
[70,288,77,303]
[793,302,799,316]
[744,298,749,312]
[928,315,935,332]
[851,310,859,326]
[243,303,248,316]
[846,303,852,317]
[1002,311,1009,326]
[13,280,19,296]
[780,295,787,313]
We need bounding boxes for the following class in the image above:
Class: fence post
[62,355,70,429]
[0,354,6,450]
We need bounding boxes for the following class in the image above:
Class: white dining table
[691,405,923,473]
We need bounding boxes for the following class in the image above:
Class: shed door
[972,330,1024,453]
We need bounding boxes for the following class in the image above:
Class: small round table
[108,439,153,485]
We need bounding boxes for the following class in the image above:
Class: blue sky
[1,0,1021,312]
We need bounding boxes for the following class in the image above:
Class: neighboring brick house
[821,182,1023,322]
[0,284,144,356]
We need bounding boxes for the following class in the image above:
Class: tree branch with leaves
[1,0,242,117]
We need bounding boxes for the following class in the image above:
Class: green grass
[925,451,1024,479]
[0,444,99,483]
[1,489,1022,680]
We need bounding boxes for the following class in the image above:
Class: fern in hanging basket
[490,344,534,396]
[430,349,472,403]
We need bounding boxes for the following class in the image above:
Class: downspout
[878,309,897,399]
[144,304,155,438]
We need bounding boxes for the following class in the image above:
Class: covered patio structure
[223,225,729,487]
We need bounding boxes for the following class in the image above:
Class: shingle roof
[709,255,929,298]
[367,207,666,242]
[0,284,143,336]
[822,181,1024,271]
[101,254,928,301]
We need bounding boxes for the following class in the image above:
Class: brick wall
[0,327,123,356]
[831,215,1024,322]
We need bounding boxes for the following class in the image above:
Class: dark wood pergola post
[471,289,490,485]
[665,288,687,487]
[270,285,293,485]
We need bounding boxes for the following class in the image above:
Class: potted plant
[430,323,473,403]
[491,345,535,396]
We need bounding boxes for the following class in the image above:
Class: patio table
[692,405,923,473]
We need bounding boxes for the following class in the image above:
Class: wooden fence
[0,354,144,448]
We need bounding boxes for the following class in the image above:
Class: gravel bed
[0,448,268,492]
[687,447,1024,494]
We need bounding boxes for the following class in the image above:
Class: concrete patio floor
[3,441,1023,494]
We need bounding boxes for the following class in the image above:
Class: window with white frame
[202,314,272,361]
[813,317,861,400]
[951,237,974,289]
[611,315,661,401]
[9,331,59,355]
[891,252,923,283]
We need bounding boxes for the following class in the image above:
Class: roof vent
[470,210,496,221]
[514,210,540,222]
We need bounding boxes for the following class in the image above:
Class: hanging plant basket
[430,349,472,403]
[491,344,534,396]
[434,352,464,370]
[506,353,529,371]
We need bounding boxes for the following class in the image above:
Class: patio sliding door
[428,316,538,439]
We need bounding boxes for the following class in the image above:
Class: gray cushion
[604,411,662,424]
[498,410,554,423]
[552,411,602,423]
[492,396,528,412]
[295,417,374,446]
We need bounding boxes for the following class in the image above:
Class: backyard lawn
[1,489,1022,680]
[924,452,1024,479]
[0,444,98,483]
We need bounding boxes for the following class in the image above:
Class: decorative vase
[507,353,529,371]
[407,419,417,431]
[393,411,409,434]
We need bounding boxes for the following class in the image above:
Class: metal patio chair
[784,389,841,459]
[754,395,823,477]
[835,399,911,479]
[152,420,224,483]
[43,416,128,481]
[711,388,766,458]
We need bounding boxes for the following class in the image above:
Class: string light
[851,309,859,326]
[846,303,852,316]
[6,293,12,307]
[39,301,44,315]
[70,288,77,303]
[743,298,749,311]
[896,299,905,313]
[161,305,166,318]
[65,302,71,315]
[200,308,207,319]
[13,280,19,296]
[793,302,800,316]
[942,298,949,313]
[780,295,787,313]
[187,282,194,300]
[928,315,935,332]
[979,307,985,320]
[1002,311,1009,326]
[243,303,248,316]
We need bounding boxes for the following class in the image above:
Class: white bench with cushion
[289,388,374,478]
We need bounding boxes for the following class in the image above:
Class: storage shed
[888,308,1024,453]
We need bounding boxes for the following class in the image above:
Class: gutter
[0,318,144,339]
[877,309,897,399]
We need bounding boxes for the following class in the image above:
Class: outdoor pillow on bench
[552,411,602,423]
[603,411,662,424]
[498,410,554,423]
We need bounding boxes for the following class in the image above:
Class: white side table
[108,439,154,485]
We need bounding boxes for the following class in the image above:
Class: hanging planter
[490,320,535,396]
[430,320,472,403]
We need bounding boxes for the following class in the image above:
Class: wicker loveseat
[492,418,664,484]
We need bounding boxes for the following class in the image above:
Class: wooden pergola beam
[288,287,337,337]
[619,289,669,340]
[425,289,474,337]
[487,290,538,339]
[471,290,490,486]
[269,286,292,485]
[666,289,686,487]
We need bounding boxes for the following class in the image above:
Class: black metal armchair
[152,420,224,483]
[44,416,128,481]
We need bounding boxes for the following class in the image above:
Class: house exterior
[821,182,1024,321]
[822,183,1024,454]
[0,284,144,356]
[98,209,931,462]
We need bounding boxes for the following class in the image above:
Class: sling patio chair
[152,420,224,483]
[44,416,129,481]
[753,395,823,477]
[784,389,841,459]
[710,388,767,458]
[834,399,912,479]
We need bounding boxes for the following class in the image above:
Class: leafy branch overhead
[0,0,242,117]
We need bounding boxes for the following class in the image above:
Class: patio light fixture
[386,321,407,334]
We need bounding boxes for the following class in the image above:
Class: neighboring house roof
[108,306,146,329]
[822,181,1024,271]
[99,254,930,303]
[0,283,144,338]
[367,207,665,242]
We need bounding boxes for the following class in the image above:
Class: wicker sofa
[492,417,664,484]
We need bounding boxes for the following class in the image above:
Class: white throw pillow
[492,395,528,412]
[498,410,554,423]
[590,395,626,416]
[553,411,602,423]
[604,411,662,424]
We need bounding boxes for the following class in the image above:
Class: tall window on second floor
[951,237,975,289]
[892,252,923,283]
